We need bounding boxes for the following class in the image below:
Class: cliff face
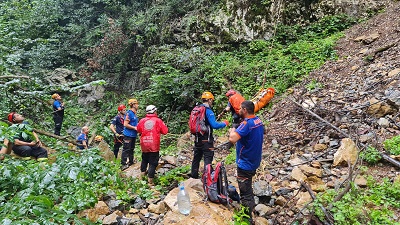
[163,0,393,44]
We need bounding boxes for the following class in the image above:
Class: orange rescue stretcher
[252,87,275,113]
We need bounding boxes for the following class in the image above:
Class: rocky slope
[256,1,400,224]
[80,2,400,224]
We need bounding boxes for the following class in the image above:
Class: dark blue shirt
[235,115,264,171]
[53,100,64,117]
[111,114,125,134]
[77,133,87,149]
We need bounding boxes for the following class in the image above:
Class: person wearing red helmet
[7,112,48,160]
[109,104,127,158]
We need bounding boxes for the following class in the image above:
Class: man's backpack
[188,105,208,135]
[202,161,233,205]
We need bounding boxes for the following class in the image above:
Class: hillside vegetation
[1,0,399,224]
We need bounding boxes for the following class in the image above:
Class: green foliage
[0,148,122,224]
[306,79,324,91]
[360,146,382,164]
[383,135,400,155]
[225,149,236,165]
[156,165,190,190]
[233,205,251,225]
[312,177,400,225]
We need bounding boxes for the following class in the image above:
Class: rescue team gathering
[0,88,274,224]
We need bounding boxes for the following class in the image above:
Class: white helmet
[146,105,157,114]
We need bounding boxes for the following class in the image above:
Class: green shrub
[383,136,400,155]
[360,146,382,164]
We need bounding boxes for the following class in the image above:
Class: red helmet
[117,104,126,111]
[225,89,236,97]
[8,112,15,122]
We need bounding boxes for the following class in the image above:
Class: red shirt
[137,114,168,152]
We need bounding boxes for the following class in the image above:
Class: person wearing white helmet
[137,105,168,186]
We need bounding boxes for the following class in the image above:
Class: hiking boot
[121,164,129,171]
[148,178,155,187]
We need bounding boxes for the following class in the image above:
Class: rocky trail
[82,2,400,224]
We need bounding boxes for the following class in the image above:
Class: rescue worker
[190,91,229,179]
[77,126,89,150]
[8,112,48,160]
[121,98,139,170]
[52,93,65,136]
[137,105,168,186]
[228,100,264,225]
[219,89,245,149]
[109,104,126,158]
[221,89,245,129]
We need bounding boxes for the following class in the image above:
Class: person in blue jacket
[190,91,229,179]
[121,98,139,170]
[229,100,264,225]
[52,93,65,136]
[76,126,89,150]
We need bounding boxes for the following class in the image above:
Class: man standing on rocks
[228,100,264,225]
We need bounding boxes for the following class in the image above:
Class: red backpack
[188,105,208,135]
[202,162,231,205]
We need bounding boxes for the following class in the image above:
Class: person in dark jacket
[52,93,65,136]
[137,105,168,186]
[229,100,264,225]
[190,91,229,179]
[109,104,126,158]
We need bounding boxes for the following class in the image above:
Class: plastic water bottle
[177,183,191,215]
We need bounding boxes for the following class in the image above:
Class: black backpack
[202,161,239,205]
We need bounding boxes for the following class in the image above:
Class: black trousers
[140,152,160,178]
[112,135,124,158]
[191,138,214,179]
[53,115,63,136]
[121,136,136,166]
[12,145,48,159]
[237,167,256,223]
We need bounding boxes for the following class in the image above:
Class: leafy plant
[383,135,400,155]
[306,79,323,91]
[233,205,251,225]
[360,146,382,164]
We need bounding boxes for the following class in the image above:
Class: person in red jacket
[137,105,168,186]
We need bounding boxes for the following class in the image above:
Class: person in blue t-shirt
[52,93,65,136]
[229,100,264,225]
[190,91,229,179]
[77,126,89,150]
[109,104,126,158]
[121,98,139,170]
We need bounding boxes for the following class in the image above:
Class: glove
[223,120,229,127]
